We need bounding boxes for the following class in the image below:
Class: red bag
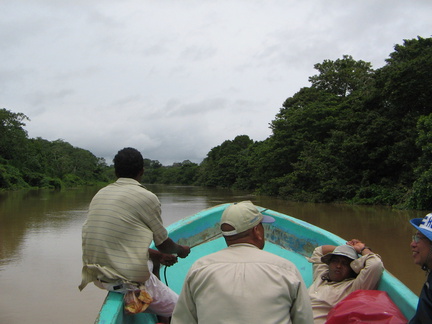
[326,290,408,324]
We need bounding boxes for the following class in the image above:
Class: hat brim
[321,254,333,265]
[321,245,358,264]
[321,253,355,265]
[261,215,275,224]
[410,218,432,241]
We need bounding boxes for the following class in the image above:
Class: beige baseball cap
[321,245,359,264]
[220,201,275,236]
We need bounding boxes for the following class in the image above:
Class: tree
[309,55,374,97]
[372,36,432,187]
[198,135,253,188]
[0,108,29,162]
[0,111,110,189]
[407,114,432,210]
[377,36,432,118]
[270,87,342,175]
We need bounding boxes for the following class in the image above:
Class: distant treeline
[0,109,114,189]
[2,36,432,210]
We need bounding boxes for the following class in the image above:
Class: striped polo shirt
[81,178,168,285]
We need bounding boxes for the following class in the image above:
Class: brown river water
[0,184,427,323]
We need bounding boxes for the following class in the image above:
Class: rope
[162,232,223,287]
[163,265,169,286]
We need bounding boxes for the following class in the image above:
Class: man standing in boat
[79,147,190,321]
[171,200,314,324]
[409,213,432,323]
[307,239,384,323]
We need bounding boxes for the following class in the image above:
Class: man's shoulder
[105,179,156,195]
[193,248,228,263]
[187,247,237,271]
[191,246,297,269]
[91,181,160,211]
[258,248,298,267]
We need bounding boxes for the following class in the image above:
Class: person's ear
[253,224,263,241]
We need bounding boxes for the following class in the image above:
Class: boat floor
[161,237,313,294]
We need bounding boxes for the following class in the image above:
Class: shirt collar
[229,243,259,249]
[116,178,144,187]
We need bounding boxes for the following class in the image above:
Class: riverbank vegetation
[0,109,113,190]
[2,36,432,209]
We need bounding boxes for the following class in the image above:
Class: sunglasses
[412,234,427,243]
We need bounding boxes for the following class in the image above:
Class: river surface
[0,184,426,323]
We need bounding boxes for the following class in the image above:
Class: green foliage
[348,185,406,206]
[408,170,432,210]
[142,160,199,185]
[190,36,432,209]
[0,109,29,164]
[0,108,109,190]
[378,36,432,118]
[407,114,432,209]
[22,171,49,187]
[62,174,85,187]
[0,164,29,190]
[309,55,374,97]
[198,135,253,188]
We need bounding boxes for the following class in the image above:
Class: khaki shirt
[172,243,313,324]
[79,178,168,290]
[307,246,384,324]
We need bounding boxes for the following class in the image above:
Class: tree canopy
[0,108,110,190]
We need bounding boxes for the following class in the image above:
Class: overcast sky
[2,1,432,165]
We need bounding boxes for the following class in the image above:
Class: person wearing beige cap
[307,239,384,323]
[172,201,313,324]
[409,213,432,323]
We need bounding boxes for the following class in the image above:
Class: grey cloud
[179,46,218,62]
[26,89,75,107]
[164,98,228,117]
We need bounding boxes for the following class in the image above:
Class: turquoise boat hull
[95,203,418,323]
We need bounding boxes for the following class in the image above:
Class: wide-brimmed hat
[221,201,275,236]
[321,245,358,264]
[410,213,432,242]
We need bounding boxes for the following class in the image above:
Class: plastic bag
[326,290,408,324]
[124,286,153,314]
[143,270,178,317]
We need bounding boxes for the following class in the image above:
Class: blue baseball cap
[410,213,432,241]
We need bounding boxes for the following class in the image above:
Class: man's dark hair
[113,147,144,178]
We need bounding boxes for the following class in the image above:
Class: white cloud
[2,0,432,165]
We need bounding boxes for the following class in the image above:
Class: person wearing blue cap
[172,201,313,324]
[409,213,432,323]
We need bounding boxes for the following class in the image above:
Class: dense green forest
[2,36,432,209]
[0,109,113,189]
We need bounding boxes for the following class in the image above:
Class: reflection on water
[0,186,107,324]
[0,184,427,323]
[0,187,102,268]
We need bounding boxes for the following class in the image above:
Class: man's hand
[177,245,191,258]
[159,253,178,267]
[347,239,366,254]
[156,238,191,258]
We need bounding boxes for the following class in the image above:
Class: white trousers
[96,261,178,317]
